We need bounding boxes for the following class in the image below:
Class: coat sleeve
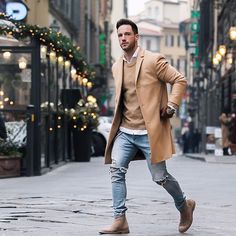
[154,55,187,107]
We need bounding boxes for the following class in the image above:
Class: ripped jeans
[110,131,186,218]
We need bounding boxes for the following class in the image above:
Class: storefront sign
[206,126,222,156]
[6,2,28,21]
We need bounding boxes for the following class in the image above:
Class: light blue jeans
[110,131,186,218]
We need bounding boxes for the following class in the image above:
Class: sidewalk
[1,155,236,235]
[185,153,236,164]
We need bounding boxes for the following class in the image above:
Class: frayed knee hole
[155,175,168,186]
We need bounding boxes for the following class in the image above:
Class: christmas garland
[0,13,95,79]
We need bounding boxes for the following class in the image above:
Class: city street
[0,155,236,236]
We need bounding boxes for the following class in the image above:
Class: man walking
[99,18,195,234]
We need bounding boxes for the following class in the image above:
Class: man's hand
[160,106,176,119]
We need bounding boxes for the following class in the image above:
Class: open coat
[104,48,187,164]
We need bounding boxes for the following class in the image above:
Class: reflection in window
[0,52,31,109]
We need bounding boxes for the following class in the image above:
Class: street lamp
[50,19,60,32]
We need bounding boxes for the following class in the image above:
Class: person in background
[99,18,195,235]
[219,108,231,155]
[193,128,201,153]
[181,123,189,154]
[229,107,236,154]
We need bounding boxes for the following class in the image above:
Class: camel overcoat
[104,48,187,164]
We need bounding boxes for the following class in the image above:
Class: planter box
[73,129,92,162]
[0,155,21,178]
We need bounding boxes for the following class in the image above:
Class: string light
[71,68,77,77]
[218,45,226,56]
[65,60,71,68]
[57,56,63,63]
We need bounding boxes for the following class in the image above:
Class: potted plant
[69,96,100,162]
[0,141,22,178]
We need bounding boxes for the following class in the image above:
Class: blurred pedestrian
[99,18,195,235]
[228,105,236,154]
[193,129,201,153]
[181,123,189,154]
[219,108,231,155]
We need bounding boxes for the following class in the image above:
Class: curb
[184,154,236,164]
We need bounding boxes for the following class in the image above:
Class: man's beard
[122,42,136,52]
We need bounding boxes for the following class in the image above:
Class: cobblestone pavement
[0,155,236,236]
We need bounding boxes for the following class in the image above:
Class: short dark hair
[116,18,138,34]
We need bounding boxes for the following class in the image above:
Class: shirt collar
[123,46,140,63]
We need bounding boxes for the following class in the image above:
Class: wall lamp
[229,26,236,40]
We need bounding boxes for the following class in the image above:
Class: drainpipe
[95,0,99,63]
[87,0,91,63]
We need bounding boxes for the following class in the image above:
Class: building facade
[182,0,236,152]
[0,0,114,175]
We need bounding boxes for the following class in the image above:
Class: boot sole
[99,228,130,234]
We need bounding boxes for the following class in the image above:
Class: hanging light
[215,52,222,61]
[213,57,219,65]
[229,26,236,40]
[71,68,77,77]
[40,46,47,59]
[58,56,64,63]
[18,56,27,69]
[87,81,93,89]
[3,51,11,59]
[218,45,226,56]
[49,51,56,59]
[82,78,88,86]
[65,60,71,68]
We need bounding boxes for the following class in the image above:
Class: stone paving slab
[0,156,236,235]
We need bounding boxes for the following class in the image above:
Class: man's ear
[135,34,139,42]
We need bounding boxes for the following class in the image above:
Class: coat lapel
[135,49,145,85]
[115,57,123,100]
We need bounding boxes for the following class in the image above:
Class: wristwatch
[166,105,176,115]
